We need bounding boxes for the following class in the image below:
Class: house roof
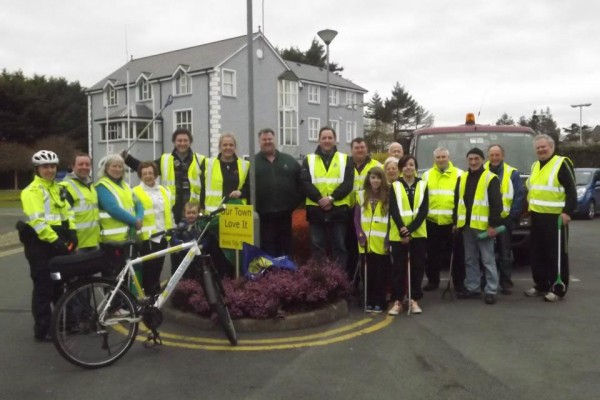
[287,61,367,93]
[88,33,367,94]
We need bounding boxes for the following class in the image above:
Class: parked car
[574,168,600,220]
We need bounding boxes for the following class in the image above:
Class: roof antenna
[477,89,488,122]
[262,0,265,34]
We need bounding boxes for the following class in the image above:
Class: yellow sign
[219,204,254,250]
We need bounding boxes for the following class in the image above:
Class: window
[222,69,236,97]
[101,122,121,141]
[329,120,339,143]
[104,86,117,106]
[137,79,152,101]
[308,118,320,141]
[346,121,357,143]
[329,88,339,106]
[175,73,191,95]
[101,121,156,142]
[132,122,154,140]
[308,84,320,104]
[278,80,299,146]
[345,91,357,107]
[174,110,192,132]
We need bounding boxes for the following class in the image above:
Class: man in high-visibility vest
[301,127,354,269]
[485,144,525,295]
[60,153,101,250]
[346,137,382,277]
[454,147,503,305]
[421,147,464,292]
[525,134,576,302]
[122,128,204,223]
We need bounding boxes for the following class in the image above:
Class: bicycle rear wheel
[203,267,237,345]
[52,278,139,369]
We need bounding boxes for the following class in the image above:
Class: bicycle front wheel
[211,280,238,346]
[52,278,139,369]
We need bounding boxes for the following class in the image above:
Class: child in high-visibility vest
[354,167,390,313]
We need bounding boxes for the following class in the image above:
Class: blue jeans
[309,220,347,268]
[463,227,498,295]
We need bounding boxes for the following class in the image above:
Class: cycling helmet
[32,150,59,166]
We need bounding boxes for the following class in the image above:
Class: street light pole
[571,103,592,145]
[318,29,337,127]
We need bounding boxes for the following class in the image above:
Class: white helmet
[32,150,59,166]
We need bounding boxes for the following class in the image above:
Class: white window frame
[174,109,193,133]
[278,80,299,146]
[174,72,192,96]
[329,120,340,143]
[222,69,237,97]
[104,86,117,107]
[308,118,320,141]
[345,91,357,107]
[329,88,339,106]
[346,121,357,143]
[137,79,152,101]
[308,84,320,104]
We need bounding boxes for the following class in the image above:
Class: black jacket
[254,150,303,215]
[453,166,503,228]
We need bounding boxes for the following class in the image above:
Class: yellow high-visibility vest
[160,152,205,203]
[204,157,249,212]
[60,177,100,248]
[305,152,353,207]
[356,190,389,255]
[421,162,463,225]
[132,185,174,241]
[527,155,571,214]
[484,161,517,218]
[389,180,427,240]
[457,170,498,230]
[95,177,135,242]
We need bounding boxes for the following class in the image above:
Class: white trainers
[388,301,403,316]
[524,287,547,297]
[410,300,422,314]
[544,292,562,302]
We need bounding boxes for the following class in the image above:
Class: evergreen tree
[496,113,515,125]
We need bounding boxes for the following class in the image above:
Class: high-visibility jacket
[160,152,205,204]
[95,177,136,242]
[59,177,100,248]
[21,175,74,243]
[484,161,517,218]
[527,155,571,214]
[204,157,250,212]
[350,158,382,207]
[389,180,427,240]
[305,152,353,207]
[132,185,174,241]
[457,170,498,230]
[421,162,463,225]
[356,190,389,255]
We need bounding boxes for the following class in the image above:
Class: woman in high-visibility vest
[132,161,174,297]
[388,155,429,315]
[354,167,390,313]
[20,150,76,341]
[95,154,144,244]
[203,133,250,277]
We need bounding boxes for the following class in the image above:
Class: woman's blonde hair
[97,154,124,179]
[362,166,389,214]
[218,132,237,149]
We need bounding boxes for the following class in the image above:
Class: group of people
[20,125,576,341]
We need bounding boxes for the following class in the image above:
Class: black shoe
[422,282,439,291]
[484,294,496,304]
[34,333,53,342]
[500,287,512,295]
[457,290,480,299]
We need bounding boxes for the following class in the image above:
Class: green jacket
[254,150,303,215]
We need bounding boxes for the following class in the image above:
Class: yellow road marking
[0,247,23,258]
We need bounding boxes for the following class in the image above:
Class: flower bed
[171,259,350,319]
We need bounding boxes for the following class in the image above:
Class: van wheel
[586,200,596,220]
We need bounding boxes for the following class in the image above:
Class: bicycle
[49,204,237,369]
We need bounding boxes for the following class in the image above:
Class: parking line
[0,247,22,258]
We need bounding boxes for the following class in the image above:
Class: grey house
[86,32,367,168]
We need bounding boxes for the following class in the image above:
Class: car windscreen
[414,131,536,174]
[575,170,592,185]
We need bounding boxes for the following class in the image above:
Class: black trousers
[24,242,62,339]
[259,211,294,257]
[530,212,569,296]
[425,222,465,289]
[391,239,427,301]
[364,253,389,308]
[345,218,360,280]
[138,238,168,298]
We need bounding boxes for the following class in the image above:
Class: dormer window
[175,72,191,95]
[104,86,117,106]
[137,78,152,101]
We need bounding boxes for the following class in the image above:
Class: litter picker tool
[125,94,174,153]
[442,232,456,300]
[407,250,412,315]
[551,216,567,295]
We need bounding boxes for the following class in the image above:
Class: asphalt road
[0,217,598,400]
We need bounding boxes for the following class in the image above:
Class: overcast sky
[1,0,598,130]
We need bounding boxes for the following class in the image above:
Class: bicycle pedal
[144,332,163,348]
